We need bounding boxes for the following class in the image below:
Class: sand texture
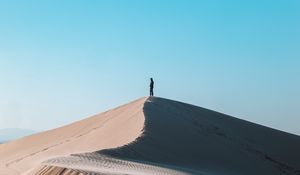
[1,97,300,175]
[0,97,146,175]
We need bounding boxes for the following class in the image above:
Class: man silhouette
[150,78,154,96]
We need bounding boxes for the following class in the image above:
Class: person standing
[150,78,154,96]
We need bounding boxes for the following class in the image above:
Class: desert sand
[1,97,300,175]
[0,97,146,175]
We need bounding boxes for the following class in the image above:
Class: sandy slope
[0,97,146,175]
[1,97,300,175]
[36,154,191,175]
[38,97,300,175]
[97,97,300,175]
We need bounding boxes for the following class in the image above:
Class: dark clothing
[150,80,154,96]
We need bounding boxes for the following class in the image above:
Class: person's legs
[150,89,153,96]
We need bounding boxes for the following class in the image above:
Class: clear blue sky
[0,0,299,135]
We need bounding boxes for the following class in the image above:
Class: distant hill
[0,128,36,143]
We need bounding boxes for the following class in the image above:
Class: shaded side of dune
[98,97,300,175]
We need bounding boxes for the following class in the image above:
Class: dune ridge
[37,97,300,175]
[1,97,300,175]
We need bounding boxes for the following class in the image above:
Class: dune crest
[38,97,300,175]
[1,97,300,175]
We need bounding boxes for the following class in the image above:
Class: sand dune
[0,97,146,175]
[1,97,300,175]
